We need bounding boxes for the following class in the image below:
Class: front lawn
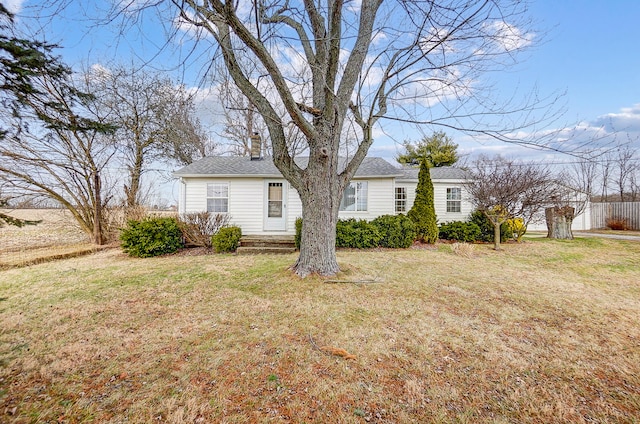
[1,237,639,423]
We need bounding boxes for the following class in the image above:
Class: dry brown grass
[449,242,476,258]
[0,237,639,423]
[0,209,93,268]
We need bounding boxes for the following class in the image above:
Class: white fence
[591,202,640,230]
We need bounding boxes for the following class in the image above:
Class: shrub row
[295,214,416,249]
[120,216,241,257]
[438,210,513,243]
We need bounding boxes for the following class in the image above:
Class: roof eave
[175,173,404,179]
[174,173,282,178]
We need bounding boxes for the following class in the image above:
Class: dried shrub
[124,205,151,221]
[103,206,156,243]
[451,242,476,258]
[178,212,230,248]
[605,217,630,231]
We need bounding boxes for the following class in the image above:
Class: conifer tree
[408,159,438,243]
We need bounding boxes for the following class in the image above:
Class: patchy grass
[1,238,639,423]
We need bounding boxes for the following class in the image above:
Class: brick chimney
[250,133,262,160]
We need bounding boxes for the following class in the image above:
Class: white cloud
[482,21,535,53]
[3,0,25,14]
[592,104,640,132]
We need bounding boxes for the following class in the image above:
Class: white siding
[433,181,473,223]
[228,178,266,234]
[182,178,209,212]
[398,180,473,222]
[181,177,303,235]
[338,178,395,220]
[526,203,593,232]
[181,176,476,235]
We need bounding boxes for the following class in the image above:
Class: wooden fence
[590,202,640,230]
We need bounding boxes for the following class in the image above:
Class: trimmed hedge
[336,218,381,248]
[294,216,416,249]
[212,226,242,253]
[371,214,416,248]
[438,220,481,242]
[120,217,183,258]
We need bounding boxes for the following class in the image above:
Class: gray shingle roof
[174,156,403,178]
[398,166,469,181]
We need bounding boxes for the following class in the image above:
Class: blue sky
[5,0,640,201]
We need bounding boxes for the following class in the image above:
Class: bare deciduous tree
[216,73,269,156]
[466,155,558,249]
[0,71,117,244]
[612,144,638,202]
[557,158,598,218]
[127,0,563,276]
[86,65,208,207]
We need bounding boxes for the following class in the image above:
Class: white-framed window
[446,187,461,213]
[340,181,368,211]
[395,187,407,213]
[207,183,229,213]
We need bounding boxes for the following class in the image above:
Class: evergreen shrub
[120,217,183,258]
[335,218,381,248]
[211,226,242,253]
[469,210,512,243]
[371,214,416,248]
[438,221,482,242]
[407,160,438,243]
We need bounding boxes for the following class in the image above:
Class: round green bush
[120,217,183,258]
[212,226,242,253]
[438,220,481,242]
[371,214,416,248]
[336,218,381,248]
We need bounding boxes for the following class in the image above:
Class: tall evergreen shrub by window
[407,160,438,243]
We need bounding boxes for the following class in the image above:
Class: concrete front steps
[237,235,297,255]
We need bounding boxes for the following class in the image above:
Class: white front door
[264,180,287,231]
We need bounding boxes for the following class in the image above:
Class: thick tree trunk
[546,206,575,239]
[291,163,343,277]
[293,203,340,278]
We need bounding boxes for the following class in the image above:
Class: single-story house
[174,153,472,236]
